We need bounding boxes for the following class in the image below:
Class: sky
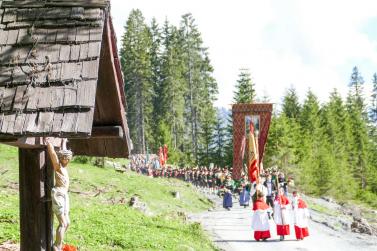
[110,0,377,109]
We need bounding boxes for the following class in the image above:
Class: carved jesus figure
[44,138,73,251]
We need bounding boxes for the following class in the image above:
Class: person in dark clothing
[278,172,288,196]
[263,174,276,218]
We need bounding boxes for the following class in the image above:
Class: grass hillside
[0,145,217,250]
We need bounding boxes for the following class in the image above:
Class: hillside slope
[0,145,216,250]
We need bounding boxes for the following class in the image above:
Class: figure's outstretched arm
[44,137,60,171]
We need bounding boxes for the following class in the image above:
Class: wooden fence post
[19,148,53,251]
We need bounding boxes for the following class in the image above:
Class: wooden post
[19,148,53,251]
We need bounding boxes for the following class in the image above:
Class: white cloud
[110,0,377,108]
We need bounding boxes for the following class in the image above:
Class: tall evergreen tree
[371,73,377,123]
[349,66,365,111]
[120,9,153,154]
[179,13,218,164]
[150,18,163,152]
[211,109,227,167]
[321,90,357,198]
[159,21,186,160]
[282,87,301,120]
[233,69,256,103]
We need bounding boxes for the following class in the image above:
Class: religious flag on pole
[247,122,259,183]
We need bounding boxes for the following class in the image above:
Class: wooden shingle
[76,80,96,107]
[75,26,89,42]
[61,112,77,133]
[79,42,89,60]
[2,8,17,23]
[89,26,103,41]
[59,45,71,61]
[1,87,16,111]
[6,29,19,45]
[81,60,98,79]
[0,30,8,44]
[63,83,78,107]
[13,112,26,134]
[61,62,82,81]
[88,41,101,58]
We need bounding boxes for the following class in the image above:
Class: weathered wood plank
[36,111,54,133]
[6,21,32,29]
[6,29,19,45]
[63,83,78,107]
[25,87,39,110]
[59,44,71,61]
[69,44,80,61]
[51,112,63,133]
[0,67,13,84]
[79,42,88,60]
[13,85,28,110]
[5,114,15,134]
[67,27,76,42]
[61,112,77,133]
[0,113,11,133]
[12,66,30,84]
[76,109,93,133]
[76,80,96,107]
[84,8,103,20]
[23,112,37,133]
[88,41,101,58]
[0,30,8,44]
[50,86,64,109]
[45,44,60,63]
[16,28,34,45]
[89,26,103,41]
[1,87,16,111]
[61,62,82,81]
[36,87,51,109]
[81,60,99,79]
[33,28,47,43]
[45,29,57,43]
[13,112,26,134]
[16,8,37,22]
[2,8,17,23]
[56,28,69,42]
[75,26,89,42]
[71,7,84,20]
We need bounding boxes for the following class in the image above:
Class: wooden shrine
[0,0,131,250]
[232,103,273,180]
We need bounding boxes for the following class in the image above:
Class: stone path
[190,195,377,251]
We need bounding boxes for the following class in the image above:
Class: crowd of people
[128,155,309,242]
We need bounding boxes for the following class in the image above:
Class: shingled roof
[0,0,131,157]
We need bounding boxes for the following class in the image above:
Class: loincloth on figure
[52,187,69,216]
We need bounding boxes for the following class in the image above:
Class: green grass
[0,145,217,250]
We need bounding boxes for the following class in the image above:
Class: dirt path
[190,195,377,251]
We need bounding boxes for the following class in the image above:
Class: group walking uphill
[128,154,310,242]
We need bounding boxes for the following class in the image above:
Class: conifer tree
[282,87,301,120]
[371,73,377,123]
[120,9,153,154]
[233,69,256,103]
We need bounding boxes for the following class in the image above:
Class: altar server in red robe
[273,187,291,240]
[251,190,271,241]
[292,191,310,240]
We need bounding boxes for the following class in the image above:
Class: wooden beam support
[19,148,53,251]
[91,125,123,139]
[0,125,124,148]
